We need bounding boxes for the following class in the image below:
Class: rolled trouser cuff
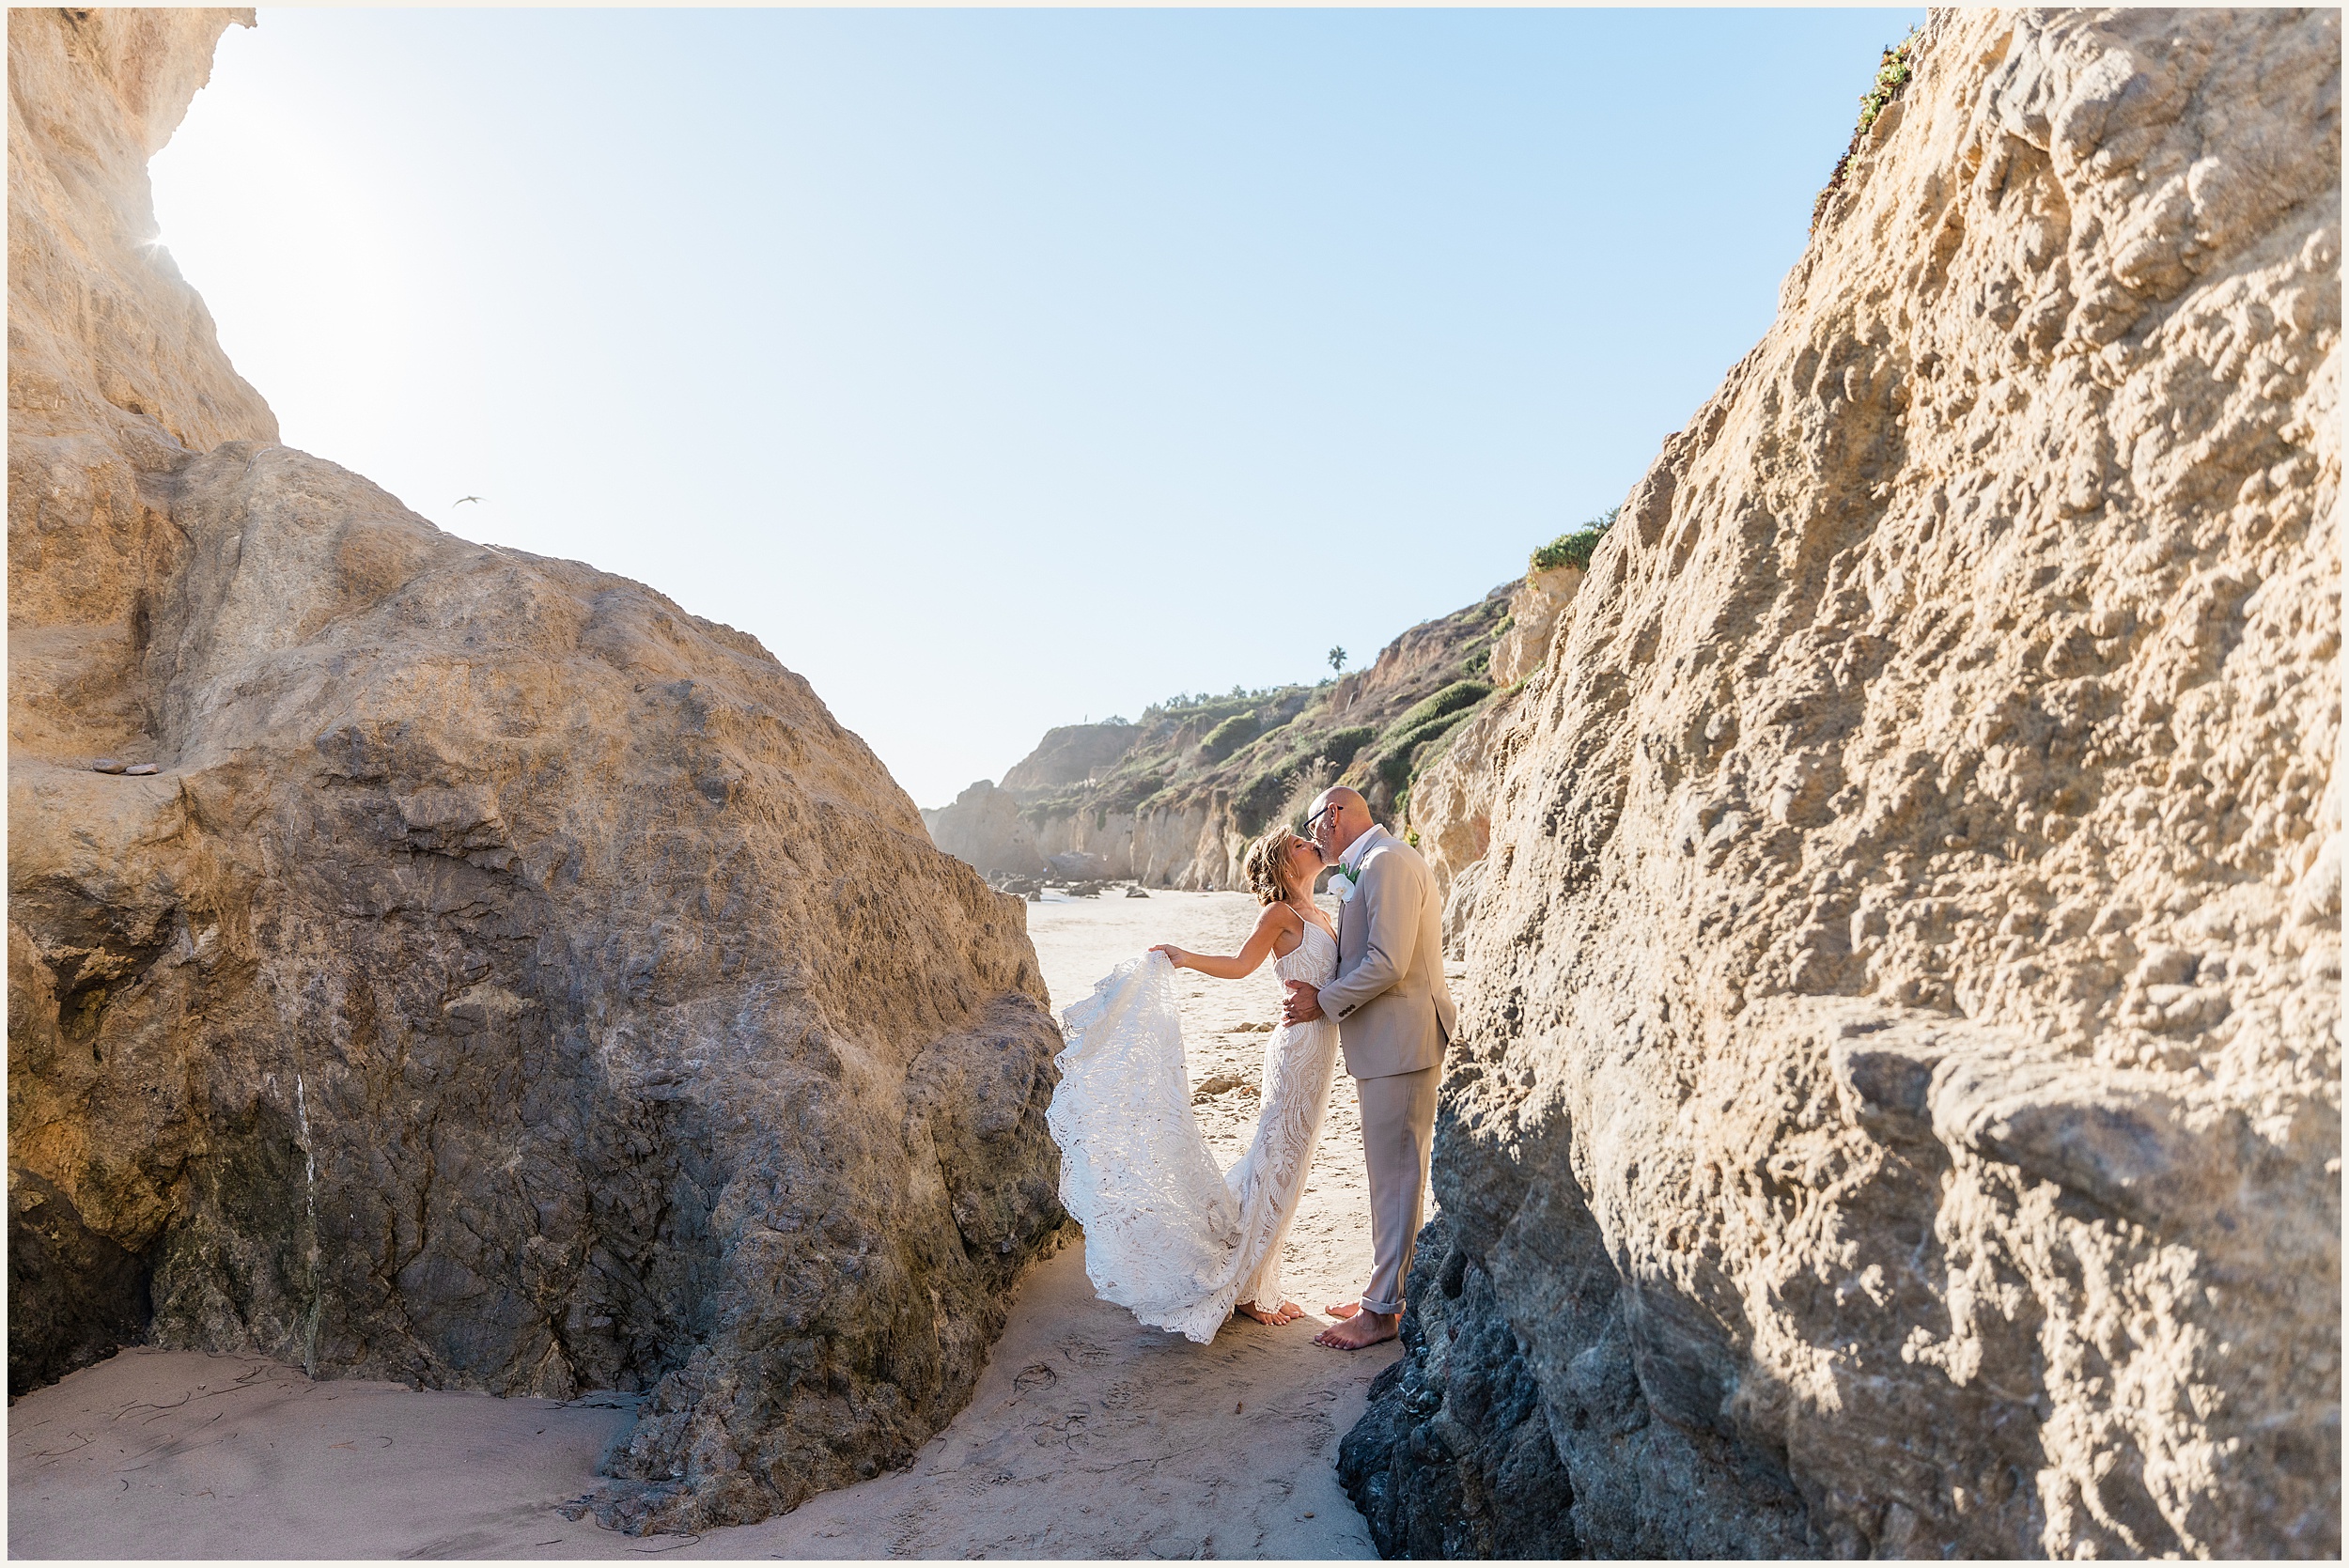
[1356,1064,1439,1327]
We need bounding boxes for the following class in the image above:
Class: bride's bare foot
[1237,1299,1309,1327]
[1314,1308,1399,1350]
[1325,1300,1361,1321]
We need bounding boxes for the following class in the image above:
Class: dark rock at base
[8,1170,151,1397]
[1338,1215,1577,1560]
[1340,1206,1812,1560]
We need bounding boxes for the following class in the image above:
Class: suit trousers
[1355,1065,1439,1315]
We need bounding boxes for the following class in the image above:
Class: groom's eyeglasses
[1303,806,1336,835]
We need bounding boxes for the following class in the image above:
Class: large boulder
[7,8,1065,1535]
[1351,9,2340,1559]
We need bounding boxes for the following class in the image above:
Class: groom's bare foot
[1324,1300,1361,1321]
[1315,1309,1399,1350]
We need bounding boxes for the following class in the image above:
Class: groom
[1282,785,1455,1351]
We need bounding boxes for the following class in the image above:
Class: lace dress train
[1048,928,1343,1343]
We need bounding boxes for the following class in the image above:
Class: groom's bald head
[1306,786,1373,860]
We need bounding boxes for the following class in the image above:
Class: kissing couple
[1047,785,1455,1350]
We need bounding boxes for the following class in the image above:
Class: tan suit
[1316,828,1454,1314]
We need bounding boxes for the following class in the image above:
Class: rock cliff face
[921,780,1046,877]
[1485,563,1583,689]
[8,8,1065,1536]
[1411,567,1592,945]
[1410,564,1585,905]
[1346,8,2340,1558]
[926,591,1509,889]
[1000,722,1143,796]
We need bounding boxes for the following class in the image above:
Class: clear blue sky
[151,7,1921,809]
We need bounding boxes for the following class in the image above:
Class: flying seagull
[453,495,484,506]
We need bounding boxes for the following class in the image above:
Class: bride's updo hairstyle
[1242,828,1300,906]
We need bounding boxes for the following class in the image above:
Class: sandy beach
[10,892,1404,1560]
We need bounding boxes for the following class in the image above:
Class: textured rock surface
[1407,685,1529,900]
[8,8,277,768]
[1405,565,1593,904]
[1338,1212,1807,1558]
[8,8,1066,1535]
[1485,563,1584,689]
[1352,8,2340,1558]
[1411,567,1589,900]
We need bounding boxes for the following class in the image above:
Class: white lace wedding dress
[1048,925,1343,1343]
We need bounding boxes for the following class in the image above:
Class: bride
[1048,827,1342,1342]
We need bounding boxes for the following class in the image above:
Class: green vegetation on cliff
[1529,506,1619,574]
[1007,585,1512,847]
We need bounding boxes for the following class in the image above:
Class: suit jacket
[1318,828,1455,1079]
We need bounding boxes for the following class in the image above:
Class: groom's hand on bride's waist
[1282,980,1325,1024]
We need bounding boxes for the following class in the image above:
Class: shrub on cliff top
[1200,712,1259,762]
[1236,768,1301,837]
[1319,726,1376,768]
[1531,508,1618,576]
[1388,680,1492,737]
[1813,29,1922,229]
[1858,33,1918,131]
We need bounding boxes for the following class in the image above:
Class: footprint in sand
[1031,1412,1090,1452]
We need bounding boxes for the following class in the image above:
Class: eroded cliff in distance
[1345,9,2340,1558]
[8,8,1065,1534]
[925,589,1509,890]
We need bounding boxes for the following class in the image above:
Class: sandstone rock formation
[1410,563,1589,906]
[1347,8,2341,1558]
[1407,687,1526,902]
[1339,1212,1807,1558]
[8,8,1065,1535]
[1485,562,1583,688]
[1000,721,1142,795]
[926,590,1509,890]
[920,779,1045,877]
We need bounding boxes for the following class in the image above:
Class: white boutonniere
[1331,863,1361,903]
